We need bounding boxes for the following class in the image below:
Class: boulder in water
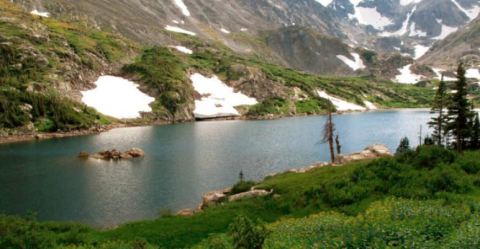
[85,148,145,161]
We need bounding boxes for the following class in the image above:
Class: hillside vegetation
[0,0,136,133]
[1,146,480,248]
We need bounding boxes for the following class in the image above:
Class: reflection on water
[0,110,432,226]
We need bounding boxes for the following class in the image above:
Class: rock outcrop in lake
[79,148,145,161]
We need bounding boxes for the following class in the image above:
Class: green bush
[228,216,269,249]
[411,146,457,169]
[247,98,288,116]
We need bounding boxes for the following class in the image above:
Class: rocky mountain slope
[326,0,480,53]
[12,0,480,82]
[419,16,480,68]
[1,0,438,136]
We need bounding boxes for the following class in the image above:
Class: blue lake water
[0,110,432,227]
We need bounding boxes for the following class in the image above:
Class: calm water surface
[0,110,432,227]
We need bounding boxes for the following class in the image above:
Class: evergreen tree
[322,107,336,163]
[396,137,411,155]
[446,63,474,152]
[424,135,435,145]
[472,114,480,149]
[428,75,448,146]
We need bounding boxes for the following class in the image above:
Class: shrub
[411,146,457,169]
[247,98,288,116]
[427,164,472,194]
[457,152,480,174]
[228,216,269,249]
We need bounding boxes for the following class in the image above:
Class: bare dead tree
[335,134,342,155]
[322,108,336,163]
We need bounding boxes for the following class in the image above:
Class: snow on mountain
[30,9,50,17]
[348,4,393,30]
[317,90,366,111]
[433,23,459,40]
[380,6,416,37]
[451,0,480,21]
[316,0,334,7]
[165,25,196,36]
[170,46,193,54]
[82,76,155,119]
[173,0,191,17]
[336,53,366,71]
[394,64,423,84]
[400,0,424,6]
[414,44,429,59]
[191,73,257,119]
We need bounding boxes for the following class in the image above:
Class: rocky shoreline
[176,144,393,216]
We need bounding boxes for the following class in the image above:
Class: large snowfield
[81,76,155,119]
[190,73,258,119]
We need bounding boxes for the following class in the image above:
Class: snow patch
[451,0,480,21]
[316,0,333,7]
[336,53,366,71]
[349,6,393,30]
[171,45,193,54]
[165,25,196,36]
[220,28,231,34]
[81,76,154,119]
[432,68,458,81]
[364,101,378,110]
[380,7,416,37]
[394,64,423,84]
[466,68,480,81]
[414,45,429,59]
[30,9,50,17]
[409,22,427,37]
[433,21,458,40]
[190,73,257,119]
[400,0,423,6]
[317,90,366,112]
[173,0,191,17]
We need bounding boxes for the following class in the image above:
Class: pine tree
[472,114,480,149]
[396,137,411,155]
[446,63,474,152]
[428,75,448,146]
[322,107,336,163]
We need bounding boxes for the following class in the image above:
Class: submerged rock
[78,151,90,159]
